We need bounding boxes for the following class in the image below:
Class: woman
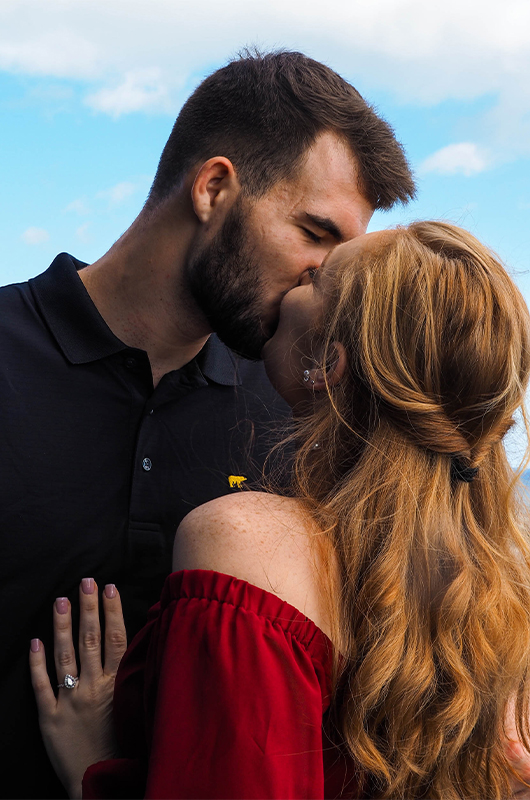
[31,222,530,799]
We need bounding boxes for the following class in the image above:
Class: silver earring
[303,369,315,385]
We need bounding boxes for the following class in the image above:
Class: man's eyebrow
[304,213,344,243]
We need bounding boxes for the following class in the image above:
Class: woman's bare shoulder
[173,491,334,636]
[177,491,306,538]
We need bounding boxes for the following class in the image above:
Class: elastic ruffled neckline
[160,569,334,666]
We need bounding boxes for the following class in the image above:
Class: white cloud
[0,24,99,79]
[0,0,528,102]
[85,68,172,116]
[0,0,529,158]
[76,222,91,243]
[21,227,49,245]
[96,181,136,207]
[64,198,90,215]
[419,143,491,177]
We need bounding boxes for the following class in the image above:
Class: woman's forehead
[335,229,395,261]
[318,228,396,286]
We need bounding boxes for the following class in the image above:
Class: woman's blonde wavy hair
[289,221,530,798]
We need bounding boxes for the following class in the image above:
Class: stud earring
[303,369,315,385]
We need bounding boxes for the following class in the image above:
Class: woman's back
[83,492,355,799]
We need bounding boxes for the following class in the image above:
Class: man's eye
[303,228,322,244]
[307,268,317,281]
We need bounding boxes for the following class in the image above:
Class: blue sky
[1,0,530,462]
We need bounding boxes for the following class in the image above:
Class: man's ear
[191,157,240,224]
[308,342,348,392]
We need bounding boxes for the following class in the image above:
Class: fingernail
[81,577,94,595]
[104,584,116,599]
[56,597,68,615]
[30,638,40,653]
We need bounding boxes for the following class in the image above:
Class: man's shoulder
[0,276,31,300]
[0,276,37,330]
[0,253,74,318]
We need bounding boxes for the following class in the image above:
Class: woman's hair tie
[451,457,479,483]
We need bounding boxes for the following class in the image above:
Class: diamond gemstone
[64,674,76,688]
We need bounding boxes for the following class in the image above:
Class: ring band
[57,674,79,689]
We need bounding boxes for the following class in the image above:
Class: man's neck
[79,205,211,387]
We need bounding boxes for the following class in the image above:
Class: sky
[1,0,530,462]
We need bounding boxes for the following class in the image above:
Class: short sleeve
[84,570,334,799]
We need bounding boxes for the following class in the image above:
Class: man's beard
[186,200,269,361]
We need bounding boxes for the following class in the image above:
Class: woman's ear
[306,342,347,392]
[191,157,240,223]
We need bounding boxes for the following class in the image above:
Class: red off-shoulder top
[83,570,359,799]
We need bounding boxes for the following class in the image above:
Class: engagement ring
[57,674,79,689]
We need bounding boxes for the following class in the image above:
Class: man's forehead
[281,132,360,194]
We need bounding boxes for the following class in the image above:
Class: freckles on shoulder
[172,492,310,580]
[173,492,274,570]
[173,492,337,640]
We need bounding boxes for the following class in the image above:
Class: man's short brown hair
[147,50,415,210]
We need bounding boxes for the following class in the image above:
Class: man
[0,51,414,797]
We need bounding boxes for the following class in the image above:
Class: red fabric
[83,570,359,799]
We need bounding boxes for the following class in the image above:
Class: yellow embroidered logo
[228,475,247,489]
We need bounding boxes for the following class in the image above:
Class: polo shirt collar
[30,253,245,386]
[197,334,244,386]
[29,253,127,364]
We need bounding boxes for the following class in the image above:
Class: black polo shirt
[0,253,290,799]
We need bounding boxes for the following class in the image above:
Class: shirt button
[125,357,137,370]
[142,457,152,471]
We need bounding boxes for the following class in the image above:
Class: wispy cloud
[85,68,172,116]
[96,181,136,208]
[419,143,492,177]
[64,198,91,215]
[21,226,49,245]
[75,222,91,243]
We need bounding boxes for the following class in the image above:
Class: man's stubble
[186,199,270,361]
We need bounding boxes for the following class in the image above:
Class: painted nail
[104,584,116,599]
[56,597,68,615]
[81,577,94,595]
[30,638,40,653]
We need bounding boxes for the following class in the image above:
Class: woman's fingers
[31,584,119,800]
[78,578,104,682]
[53,596,78,687]
[29,639,56,717]
[34,579,125,699]
[77,579,127,680]
[102,584,127,677]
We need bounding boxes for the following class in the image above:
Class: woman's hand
[29,579,127,799]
